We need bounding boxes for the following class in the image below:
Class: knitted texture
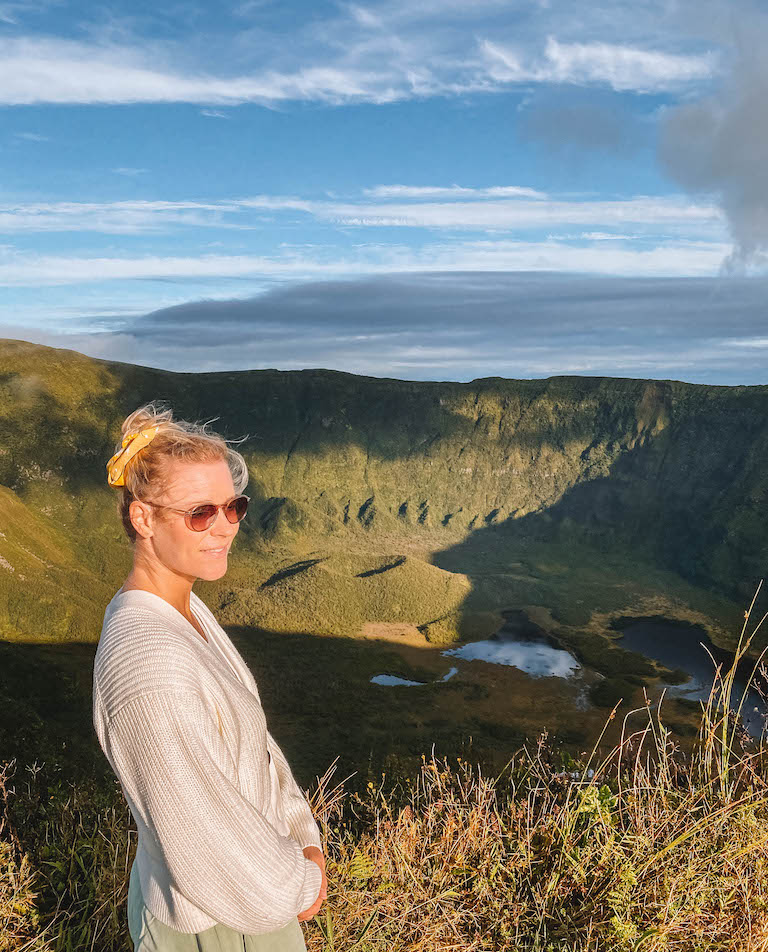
[93,587,323,935]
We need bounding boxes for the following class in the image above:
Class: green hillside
[1,337,764,641]
[4,338,768,950]
[0,335,764,778]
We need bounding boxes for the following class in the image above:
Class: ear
[129,499,153,539]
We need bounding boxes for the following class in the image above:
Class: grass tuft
[2,591,768,950]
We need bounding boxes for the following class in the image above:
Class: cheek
[179,525,202,555]
[156,523,195,559]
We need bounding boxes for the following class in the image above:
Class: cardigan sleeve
[267,729,324,852]
[105,689,323,933]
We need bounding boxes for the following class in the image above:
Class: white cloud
[113,167,148,176]
[544,37,718,90]
[0,251,341,285]
[482,36,717,92]
[722,337,768,349]
[13,130,49,141]
[0,37,417,106]
[580,232,634,240]
[314,195,722,230]
[364,184,548,199]
[0,237,731,287]
[549,232,637,241]
[348,4,386,29]
[0,26,718,107]
[0,192,724,236]
[0,199,243,233]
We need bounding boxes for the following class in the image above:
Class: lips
[202,545,228,556]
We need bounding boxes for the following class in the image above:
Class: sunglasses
[145,494,250,532]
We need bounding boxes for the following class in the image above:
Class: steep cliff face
[1,338,767,608]
[203,368,767,600]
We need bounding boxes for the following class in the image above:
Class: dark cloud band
[3,271,767,385]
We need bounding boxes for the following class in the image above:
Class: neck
[122,564,195,619]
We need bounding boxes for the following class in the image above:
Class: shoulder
[95,602,206,719]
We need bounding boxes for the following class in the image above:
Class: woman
[92,401,327,951]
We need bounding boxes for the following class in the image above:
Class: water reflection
[441,638,580,678]
[370,666,459,687]
[371,673,427,686]
[442,610,581,679]
[616,618,767,738]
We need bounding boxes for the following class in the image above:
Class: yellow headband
[106,425,161,487]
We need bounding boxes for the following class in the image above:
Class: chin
[197,557,229,580]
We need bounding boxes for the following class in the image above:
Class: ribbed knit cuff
[292,818,323,852]
[286,803,323,850]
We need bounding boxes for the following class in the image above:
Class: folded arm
[106,690,322,933]
[267,729,323,852]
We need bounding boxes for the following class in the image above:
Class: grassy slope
[2,338,766,617]
[0,337,764,779]
[4,342,768,949]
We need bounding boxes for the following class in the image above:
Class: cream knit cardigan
[92,587,324,935]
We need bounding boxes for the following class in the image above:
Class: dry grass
[2,592,768,951]
[304,585,768,951]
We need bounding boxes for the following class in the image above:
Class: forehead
[162,458,235,504]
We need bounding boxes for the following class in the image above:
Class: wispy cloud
[308,195,722,231]
[0,236,731,286]
[0,199,243,233]
[0,190,724,236]
[549,232,637,241]
[0,28,718,107]
[0,37,427,106]
[0,3,20,23]
[112,166,148,176]
[722,337,768,349]
[12,131,49,141]
[200,109,231,118]
[363,184,548,199]
[482,37,717,93]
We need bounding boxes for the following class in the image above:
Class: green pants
[127,861,308,951]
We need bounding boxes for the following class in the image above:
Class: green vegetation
[225,550,476,638]
[0,338,760,649]
[2,603,768,950]
[0,336,762,797]
[3,339,768,945]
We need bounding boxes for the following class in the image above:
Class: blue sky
[2,0,767,383]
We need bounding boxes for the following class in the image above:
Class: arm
[106,690,322,933]
[267,729,323,852]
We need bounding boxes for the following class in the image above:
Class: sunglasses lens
[186,496,249,531]
[226,495,249,523]
[189,505,218,531]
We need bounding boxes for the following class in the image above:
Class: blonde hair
[111,400,249,543]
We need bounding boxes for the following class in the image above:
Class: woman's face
[133,458,241,583]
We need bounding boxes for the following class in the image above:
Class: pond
[370,666,458,686]
[370,609,585,686]
[441,635,581,678]
[615,617,767,738]
[442,609,581,679]
[371,608,584,696]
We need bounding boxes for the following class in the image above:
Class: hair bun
[106,425,162,486]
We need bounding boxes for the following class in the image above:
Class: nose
[209,506,238,536]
